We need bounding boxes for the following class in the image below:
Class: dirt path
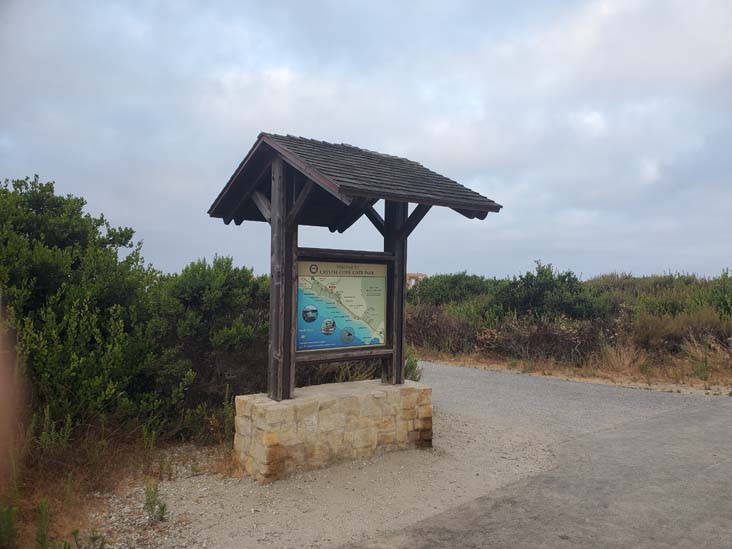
[88,406,553,548]
[87,361,721,548]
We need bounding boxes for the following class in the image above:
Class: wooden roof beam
[400,204,431,238]
[286,180,315,228]
[225,162,271,225]
[452,207,489,220]
[252,191,271,223]
[363,204,385,236]
[330,197,377,233]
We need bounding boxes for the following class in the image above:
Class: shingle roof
[208,132,502,227]
[259,133,501,213]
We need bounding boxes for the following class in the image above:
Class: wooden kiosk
[209,133,501,481]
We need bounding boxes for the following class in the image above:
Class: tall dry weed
[596,343,646,373]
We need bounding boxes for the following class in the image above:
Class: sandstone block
[375,416,396,433]
[400,391,418,410]
[400,408,417,420]
[352,428,377,449]
[294,399,319,421]
[235,415,252,438]
[417,404,433,419]
[318,410,343,432]
[416,387,432,406]
[235,395,254,417]
[337,395,360,415]
[414,418,432,431]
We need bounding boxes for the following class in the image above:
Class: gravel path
[89,362,714,548]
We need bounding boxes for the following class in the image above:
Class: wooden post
[268,157,298,400]
[383,201,408,384]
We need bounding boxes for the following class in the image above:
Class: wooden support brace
[286,180,314,228]
[330,197,374,233]
[252,191,272,222]
[364,204,385,236]
[400,204,431,238]
[224,161,271,225]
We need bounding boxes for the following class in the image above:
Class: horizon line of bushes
[406,265,732,368]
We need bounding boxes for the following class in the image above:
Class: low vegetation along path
[354,362,732,548]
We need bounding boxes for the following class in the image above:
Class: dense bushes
[0,178,274,449]
[1,177,164,438]
[407,263,732,369]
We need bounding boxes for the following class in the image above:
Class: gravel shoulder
[87,362,722,548]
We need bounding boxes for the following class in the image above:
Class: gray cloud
[1,0,731,278]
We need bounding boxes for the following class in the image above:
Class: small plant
[36,498,50,549]
[157,455,174,481]
[64,529,106,549]
[7,452,19,505]
[144,479,167,523]
[222,384,235,445]
[142,424,158,473]
[0,505,18,548]
[522,361,535,374]
[404,345,422,382]
[64,473,74,510]
[36,406,73,453]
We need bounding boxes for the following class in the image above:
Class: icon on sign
[302,305,318,323]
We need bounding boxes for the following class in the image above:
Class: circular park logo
[309,264,319,274]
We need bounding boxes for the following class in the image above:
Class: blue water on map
[297,288,382,351]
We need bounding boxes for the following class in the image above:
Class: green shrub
[0,505,17,548]
[632,307,732,354]
[406,302,477,354]
[408,272,492,305]
[2,177,169,443]
[404,345,422,382]
[476,315,605,364]
[149,256,269,413]
[35,498,50,549]
[144,479,166,523]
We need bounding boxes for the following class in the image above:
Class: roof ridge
[261,132,424,167]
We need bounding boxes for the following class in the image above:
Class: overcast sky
[2,1,731,278]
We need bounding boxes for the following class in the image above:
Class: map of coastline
[297,261,387,351]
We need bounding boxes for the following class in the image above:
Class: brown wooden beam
[383,200,408,385]
[363,204,385,236]
[451,207,489,220]
[286,179,314,228]
[224,161,271,225]
[298,247,394,262]
[400,204,431,238]
[330,197,375,233]
[295,347,393,365]
[268,158,297,401]
[252,191,271,223]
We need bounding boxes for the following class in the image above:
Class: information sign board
[297,261,387,351]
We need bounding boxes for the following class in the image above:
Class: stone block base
[234,380,432,483]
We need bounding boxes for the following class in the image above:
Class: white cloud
[570,109,607,136]
[1,0,731,277]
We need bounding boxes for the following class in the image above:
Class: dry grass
[416,345,732,394]
[7,435,144,547]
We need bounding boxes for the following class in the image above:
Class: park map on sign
[297,261,387,351]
